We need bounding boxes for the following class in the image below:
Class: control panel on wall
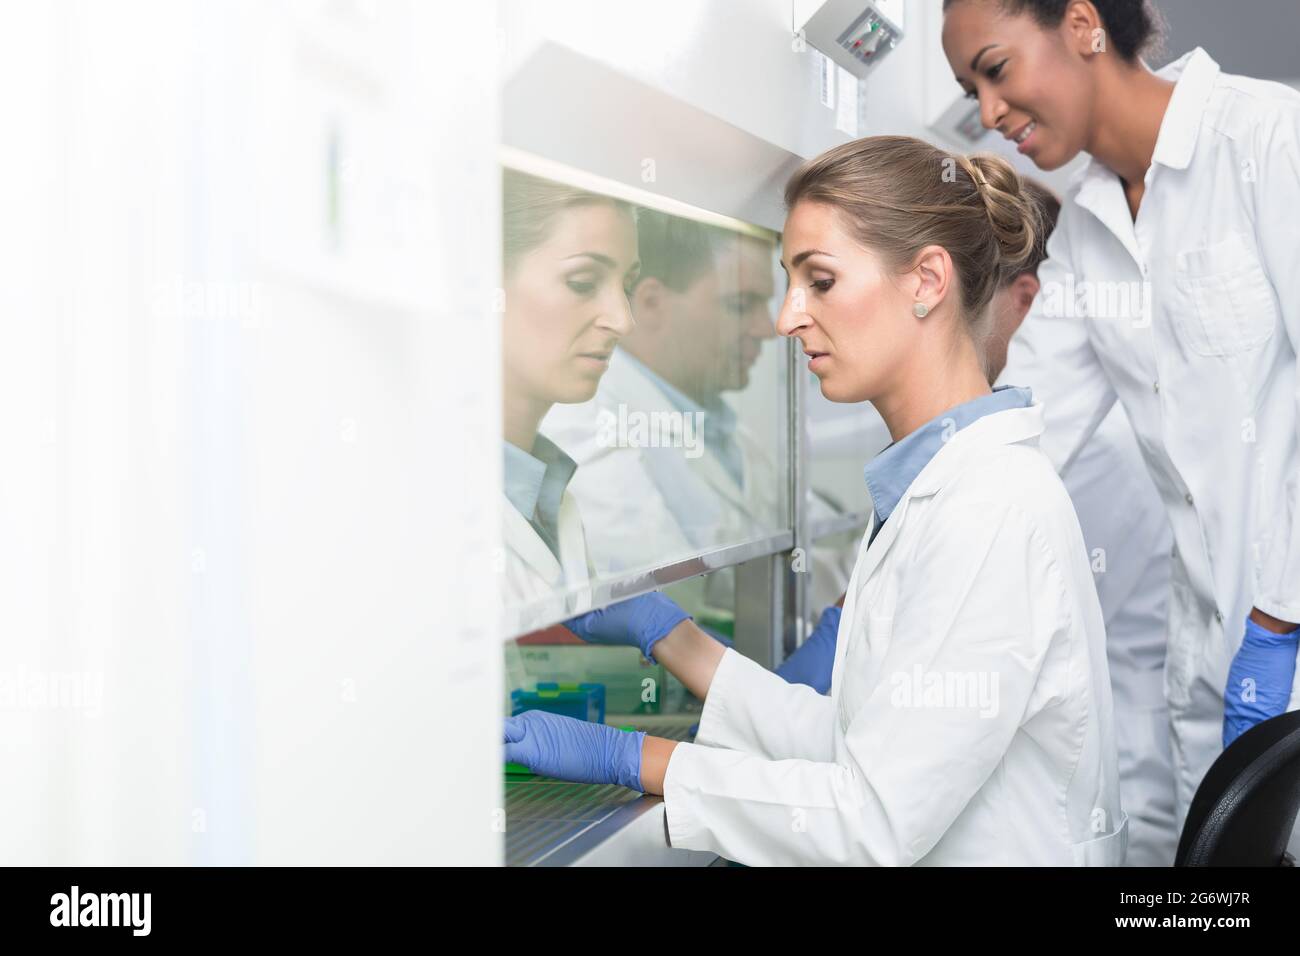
[794,0,906,79]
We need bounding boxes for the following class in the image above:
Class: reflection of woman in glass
[500,170,639,605]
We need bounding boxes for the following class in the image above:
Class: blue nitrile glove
[1223,616,1300,748]
[776,605,842,694]
[564,592,691,663]
[504,711,645,790]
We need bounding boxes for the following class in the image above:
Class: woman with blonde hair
[505,136,1126,866]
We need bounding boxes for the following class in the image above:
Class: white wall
[0,0,501,866]
[502,0,944,167]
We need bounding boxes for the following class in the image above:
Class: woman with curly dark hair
[943,0,1300,851]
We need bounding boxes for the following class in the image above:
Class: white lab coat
[662,403,1127,865]
[543,350,853,609]
[501,490,593,610]
[501,492,594,711]
[1001,48,1300,831]
[1058,406,1179,865]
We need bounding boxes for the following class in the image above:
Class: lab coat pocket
[1071,812,1129,866]
[1173,232,1277,357]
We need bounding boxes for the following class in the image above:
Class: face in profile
[502,202,639,408]
[714,237,779,392]
[647,234,777,398]
[984,271,1040,384]
[942,0,1096,171]
[776,200,914,405]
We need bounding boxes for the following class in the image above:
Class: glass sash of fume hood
[499,149,799,640]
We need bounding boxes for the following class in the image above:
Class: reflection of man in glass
[545,210,855,611]
[500,169,639,605]
[615,211,779,491]
[628,211,776,391]
[543,211,781,571]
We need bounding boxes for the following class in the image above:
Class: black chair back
[1176,710,1300,866]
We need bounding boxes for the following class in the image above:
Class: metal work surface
[505,715,703,867]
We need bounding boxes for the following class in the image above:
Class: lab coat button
[1184,492,1194,506]
[1153,381,1160,393]
[1215,610,1224,624]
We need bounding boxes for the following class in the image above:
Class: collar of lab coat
[855,402,1046,584]
[618,351,740,446]
[1069,46,1221,202]
[501,487,590,587]
[502,435,578,541]
[1148,47,1220,170]
[863,385,1034,528]
[602,349,761,513]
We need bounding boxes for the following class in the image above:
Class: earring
[913,302,930,318]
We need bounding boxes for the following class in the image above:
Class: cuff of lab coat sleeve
[692,647,744,749]
[662,743,707,852]
[1251,596,1300,629]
